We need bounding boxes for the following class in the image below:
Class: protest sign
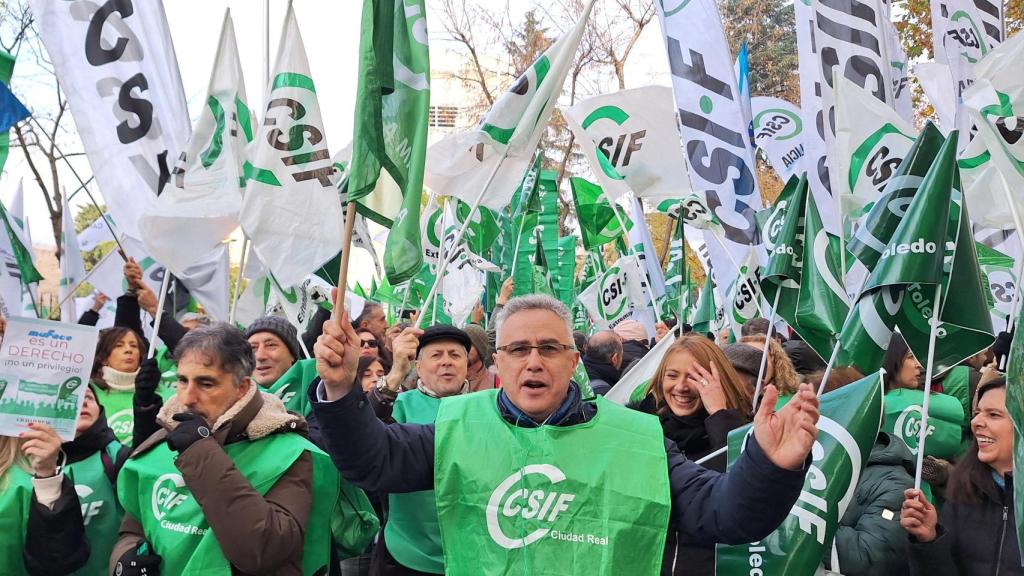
[0,317,99,440]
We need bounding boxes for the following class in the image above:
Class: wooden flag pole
[333,202,359,320]
[913,282,944,490]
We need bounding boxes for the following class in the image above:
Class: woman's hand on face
[688,361,727,415]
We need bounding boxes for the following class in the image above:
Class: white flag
[140,10,252,277]
[77,212,116,252]
[60,194,87,323]
[834,75,917,219]
[605,330,677,405]
[750,96,806,181]
[29,0,190,241]
[657,0,762,294]
[238,5,343,288]
[578,255,650,331]
[564,86,693,205]
[424,0,596,209]
[915,62,958,132]
[442,244,485,328]
[627,196,667,299]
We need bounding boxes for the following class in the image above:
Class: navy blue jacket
[308,381,807,547]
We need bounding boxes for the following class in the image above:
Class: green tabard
[117,432,338,575]
[883,389,964,460]
[154,346,179,401]
[0,465,34,576]
[92,386,134,444]
[434,391,671,575]
[386,389,445,573]
[263,358,318,416]
[940,366,973,432]
[66,441,124,576]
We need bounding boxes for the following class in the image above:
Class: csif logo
[753,108,802,142]
[486,464,576,549]
[880,238,937,259]
[75,484,104,526]
[152,473,189,520]
[893,405,935,455]
[597,266,628,320]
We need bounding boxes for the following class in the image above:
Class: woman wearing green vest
[1,418,91,576]
[90,327,144,445]
[369,324,473,576]
[635,335,753,575]
[881,334,963,498]
[112,324,338,576]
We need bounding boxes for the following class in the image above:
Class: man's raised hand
[752,382,819,471]
[314,290,363,401]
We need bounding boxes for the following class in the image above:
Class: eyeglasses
[360,339,379,349]
[496,343,575,359]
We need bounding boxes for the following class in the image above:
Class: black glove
[114,540,161,576]
[994,330,1013,369]
[134,358,162,407]
[166,412,211,453]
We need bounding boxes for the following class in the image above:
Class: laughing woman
[635,335,753,576]
[901,376,1023,575]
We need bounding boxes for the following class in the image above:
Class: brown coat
[110,384,315,575]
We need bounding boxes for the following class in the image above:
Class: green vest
[154,346,179,401]
[883,389,965,460]
[264,359,317,416]
[386,390,445,573]
[434,391,671,576]
[66,441,124,576]
[0,465,34,576]
[940,366,973,432]
[117,432,338,575]
[93,386,134,444]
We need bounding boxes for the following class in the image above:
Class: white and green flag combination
[564,85,693,205]
[141,10,252,278]
[716,372,884,575]
[751,96,805,182]
[239,5,343,288]
[577,254,650,332]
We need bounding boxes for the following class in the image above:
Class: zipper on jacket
[995,506,1008,575]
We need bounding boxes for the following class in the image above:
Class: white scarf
[101,365,139,392]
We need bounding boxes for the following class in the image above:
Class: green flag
[715,372,884,575]
[793,191,849,359]
[848,122,946,271]
[1005,306,1024,560]
[570,176,628,250]
[759,174,806,328]
[840,132,994,375]
[662,214,690,323]
[691,273,721,336]
[0,199,41,284]
[531,228,554,296]
[348,0,430,285]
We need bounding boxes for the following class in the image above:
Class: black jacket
[621,339,651,371]
[908,471,1023,575]
[114,293,189,355]
[309,380,808,550]
[630,396,749,575]
[23,410,128,576]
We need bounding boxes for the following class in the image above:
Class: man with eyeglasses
[311,295,820,575]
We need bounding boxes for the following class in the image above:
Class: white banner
[578,255,650,331]
[0,317,99,440]
[30,0,190,241]
[657,0,761,292]
[140,10,252,277]
[794,0,836,235]
[238,5,344,288]
[564,86,693,205]
[751,96,806,181]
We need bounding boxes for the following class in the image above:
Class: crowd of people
[0,259,1018,575]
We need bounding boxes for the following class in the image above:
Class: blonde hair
[646,335,753,416]
[0,436,28,490]
[740,335,799,395]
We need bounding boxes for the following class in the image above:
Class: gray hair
[179,312,212,326]
[494,294,574,344]
[174,323,256,387]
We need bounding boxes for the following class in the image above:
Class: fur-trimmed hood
[134,384,307,455]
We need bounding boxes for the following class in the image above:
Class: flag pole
[816,275,864,396]
[694,445,727,466]
[913,282,943,490]
[147,272,172,360]
[26,117,127,261]
[416,152,511,328]
[751,289,782,413]
[56,249,118,309]
[607,194,663,324]
[228,238,250,325]
[332,202,359,320]
[998,177,1024,369]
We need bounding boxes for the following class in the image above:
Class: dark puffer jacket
[825,432,914,576]
[908,471,1024,575]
